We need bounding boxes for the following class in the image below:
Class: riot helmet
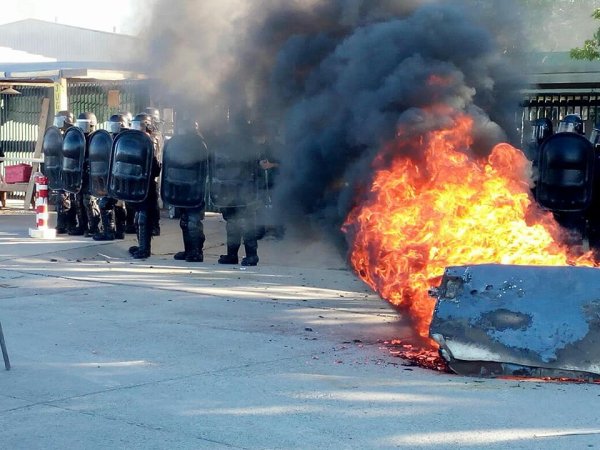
[144,107,160,124]
[530,118,553,145]
[75,112,98,134]
[119,111,133,128]
[557,114,584,135]
[53,110,74,129]
[131,113,153,133]
[176,117,199,136]
[108,113,129,134]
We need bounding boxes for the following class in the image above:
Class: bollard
[29,173,56,239]
[0,321,10,370]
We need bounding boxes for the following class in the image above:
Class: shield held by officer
[536,132,595,212]
[107,129,154,203]
[42,126,63,190]
[60,126,86,194]
[88,130,113,197]
[161,134,208,208]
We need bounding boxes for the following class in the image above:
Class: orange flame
[344,113,596,345]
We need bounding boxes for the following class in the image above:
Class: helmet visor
[53,116,66,128]
[75,119,92,133]
[108,122,122,134]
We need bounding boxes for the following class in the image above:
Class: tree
[570,8,600,60]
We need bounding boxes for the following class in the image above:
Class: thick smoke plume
[141,0,528,240]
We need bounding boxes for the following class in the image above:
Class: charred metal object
[429,264,600,381]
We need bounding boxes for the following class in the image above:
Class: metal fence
[67,80,150,127]
[0,85,52,154]
[521,93,600,146]
[1,85,52,199]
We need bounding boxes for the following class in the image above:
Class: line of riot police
[42,110,268,266]
[528,113,600,251]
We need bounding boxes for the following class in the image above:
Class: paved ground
[1,201,600,449]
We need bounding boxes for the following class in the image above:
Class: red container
[4,163,33,184]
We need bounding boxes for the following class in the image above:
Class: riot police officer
[93,114,129,241]
[115,111,137,234]
[47,110,77,234]
[210,133,261,266]
[126,113,161,259]
[162,119,208,262]
[68,112,101,237]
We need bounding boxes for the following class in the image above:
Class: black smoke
[141,0,529,241]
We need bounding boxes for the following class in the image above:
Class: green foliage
[571,8,600,60]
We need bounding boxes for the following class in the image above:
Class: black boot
[125,204,137,234]
[85,215,101,238]
[93,209,115,241]
[241,254,259,266]
[69,198,87,236]
[185,213,205,262]
[114,205,126,239]
[174,214,193,261]
[218,244,239,264]
[241,226,259,266]
[133,211,151,259]
[241,242,259,266]
[55,211,69,234]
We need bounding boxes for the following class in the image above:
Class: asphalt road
[1,203,599,449]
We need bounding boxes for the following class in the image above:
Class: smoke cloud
[141,0,529,239]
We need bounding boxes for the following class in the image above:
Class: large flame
[344,112,596,345]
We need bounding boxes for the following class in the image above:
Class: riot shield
[160,134,208,208]
[88,130,113,197]
[536,132,595,212]
[42,126,63,190]
[107,130,155,203]
[60,126,86,194]
[209,153,258,209]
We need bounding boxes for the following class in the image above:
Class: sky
[0,0,153,35]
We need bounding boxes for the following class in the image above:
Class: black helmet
[530,118,553,145]
[132,113,153,133]
[144,107,160,123]
[176,117,199,135]
[558,114,584,135]
[108,113,129,134]
[117,111,133,128]
[75,112,98,134]
[53,110,74,128]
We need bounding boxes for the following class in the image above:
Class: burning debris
[142,1,600,380]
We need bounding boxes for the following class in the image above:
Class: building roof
[0,19,138,63]
[0,19,144,81]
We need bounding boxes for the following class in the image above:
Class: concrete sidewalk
[1,204,599,449]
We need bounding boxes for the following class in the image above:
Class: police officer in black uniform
[127,113,161,259]
[68,112,101,236]
[49,110,78,234]
[144,107,163,237]
[210,132,261,266]
[162,118,208,262]
[93,114,129,241]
